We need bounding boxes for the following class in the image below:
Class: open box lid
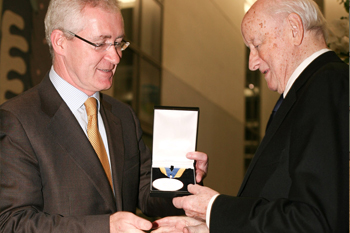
[152,106,199,168]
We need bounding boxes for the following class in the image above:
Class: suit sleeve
[210,66,349,232]
[0,109,110,233]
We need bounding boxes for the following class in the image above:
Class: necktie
[266,94,284,132]
[84,97,113,189]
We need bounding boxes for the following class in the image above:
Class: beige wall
[162,0,246,195]
[324,0,348,22]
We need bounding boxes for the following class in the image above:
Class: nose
[105,46,121,65]
[248,49,260,71]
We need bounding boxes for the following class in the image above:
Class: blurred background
[0,0,348,197]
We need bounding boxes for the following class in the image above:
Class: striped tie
[84,97,113,189]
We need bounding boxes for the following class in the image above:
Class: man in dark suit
[0,0,208,232]
[153,0,349,232]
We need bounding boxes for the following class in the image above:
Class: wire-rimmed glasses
[67,31,130,54]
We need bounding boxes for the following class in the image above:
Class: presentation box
[150,106,199,197]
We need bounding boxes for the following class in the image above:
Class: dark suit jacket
[0,74,183,232]
[210,51,349,232]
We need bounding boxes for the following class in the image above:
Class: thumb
[134,216,152,230]
[184,226,197,233]
[187,184,201,194]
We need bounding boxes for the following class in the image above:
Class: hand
[183,223,209,233]
[186,152,208,183]
[110,211,152,233]
[152,216,208,233]
[173,184,219,221]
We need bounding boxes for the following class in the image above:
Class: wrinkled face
[241,3,293,94]
[63,6,125,96]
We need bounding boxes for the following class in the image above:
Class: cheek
[266,43,285,66]
[80,53,105,71]
[67,48,91,70]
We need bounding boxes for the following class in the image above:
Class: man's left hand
[186,152,208,183]
[173,184,219,221]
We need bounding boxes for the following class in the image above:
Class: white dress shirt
[283,48,330,98]
[49,66,113,175]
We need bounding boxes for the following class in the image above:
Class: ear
[50,29,67,56]
[287,13,304,46]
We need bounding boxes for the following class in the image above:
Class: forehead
[241,9,276,44]
[81,6,124,35]
[82,6,122,23]
[242,9,270,31]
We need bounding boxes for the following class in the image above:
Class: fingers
[187,184,200,194]
[110,211,152,233]
[186,152,207,163]
[151,226,183,233]
[154,216,203,228]
[195,169,207,183]
[172,185,202,209]
[135,215,153,230]
[172,194,203,219]
[173,196,185,209]
[152,216,187,233]
[173,185,219,220]
[152,217,206,233]
[188,184,219,197]
[152,216,179,227]
[125,229,150,233]
[184,224,209,233]
[186,152,208,183]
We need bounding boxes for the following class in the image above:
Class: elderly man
[0,0,207,232]
[153,0,348,232]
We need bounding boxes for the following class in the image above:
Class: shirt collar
[49,66,101,112]
[283,48,330,98]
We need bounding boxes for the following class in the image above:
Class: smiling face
[58,5,125,96]
[241,1,297,94]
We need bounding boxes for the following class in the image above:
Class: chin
[99,77,113,88]
[267,84,278,92]
[94,82,112,93]
[266,78,279,92]
[101,83,113,91]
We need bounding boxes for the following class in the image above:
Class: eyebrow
[94,34,125,40]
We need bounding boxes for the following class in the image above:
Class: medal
[160,166,185,179]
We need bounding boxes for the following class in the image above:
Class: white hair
[44,0,120,58]
[268,0,327,38]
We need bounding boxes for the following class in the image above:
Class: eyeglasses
[67,31,130,53]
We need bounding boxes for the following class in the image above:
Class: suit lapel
[237,51,339,196]
[237,91,296,196]
[38,75,117,212]
[100,96,125,211]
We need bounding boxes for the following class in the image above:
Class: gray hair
[268,0,327,39]
[44,0,120,58]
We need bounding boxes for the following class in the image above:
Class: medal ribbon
[160,167,185,178]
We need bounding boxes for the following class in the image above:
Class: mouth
[98,68,113,73]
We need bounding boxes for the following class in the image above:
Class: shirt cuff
[206,194,220,229]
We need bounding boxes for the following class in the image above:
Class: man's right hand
[151,216,209,233]
[110,211,152,233]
